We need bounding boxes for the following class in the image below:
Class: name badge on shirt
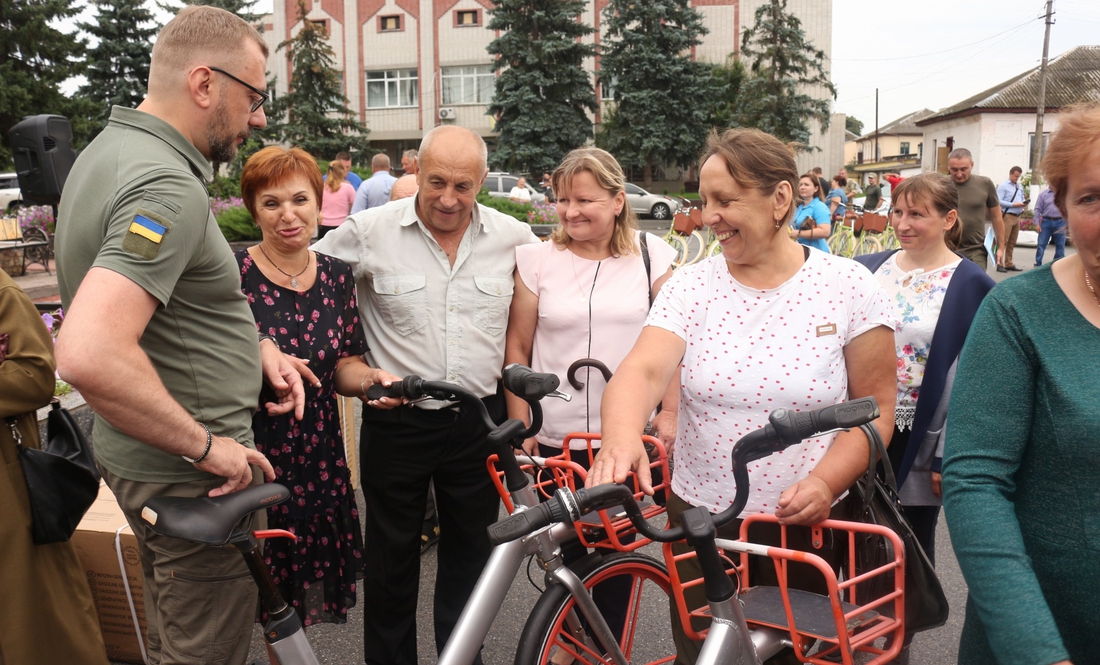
[816,323,837,337]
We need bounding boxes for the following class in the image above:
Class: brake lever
[547,390,572,402]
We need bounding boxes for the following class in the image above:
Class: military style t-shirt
[56,106,262,483]
[954,175,1000,258]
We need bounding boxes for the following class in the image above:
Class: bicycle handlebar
[365,364,561,442]
[487,397,880,546]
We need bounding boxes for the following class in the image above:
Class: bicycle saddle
[140,483,290,545]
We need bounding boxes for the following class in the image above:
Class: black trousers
[360,394,505,665]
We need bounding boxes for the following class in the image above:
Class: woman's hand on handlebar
[774,475,833,526]
[586,437,653,495]
[362,368,407,410]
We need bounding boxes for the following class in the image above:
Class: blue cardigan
[854,251,995,488]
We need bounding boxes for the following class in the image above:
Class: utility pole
[874,88,879,163]
[1030,0,1054,187]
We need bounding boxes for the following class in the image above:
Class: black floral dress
[236,249,366,626]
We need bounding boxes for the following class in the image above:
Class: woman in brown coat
[0,270,109,665]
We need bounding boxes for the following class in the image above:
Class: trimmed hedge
[476,189,531,223]
[216,206,262,242]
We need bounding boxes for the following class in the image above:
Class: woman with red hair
[236,146,368,630]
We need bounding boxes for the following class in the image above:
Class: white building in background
[260,0,844,183]
[915,45,1100,183]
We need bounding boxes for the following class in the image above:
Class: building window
[441,65,494,105]
[310,18,328,34]
[599,75,616,100]
[454,9,480,26]
[366,69,417,108]
[899,141,910,155]
[378,14,401,32]
[1028,132,1051,170]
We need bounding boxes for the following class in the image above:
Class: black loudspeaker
[9,115,77,206]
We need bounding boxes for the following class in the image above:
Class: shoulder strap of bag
[858,423,898,513]
[640,232,653,307]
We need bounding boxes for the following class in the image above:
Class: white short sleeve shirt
[646,250,895,514]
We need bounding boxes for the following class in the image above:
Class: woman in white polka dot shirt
[587,128,898,664]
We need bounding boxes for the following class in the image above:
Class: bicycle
[138,365,670,665]
[370,366,675,665]
[828,208,885,258]
[490,397,907,665]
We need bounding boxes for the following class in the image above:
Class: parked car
[624,183,680,220]
[0,173,22,213]
[483,172,547,204]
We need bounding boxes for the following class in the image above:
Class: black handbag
[849,423,949,634]
[8,400,101,544]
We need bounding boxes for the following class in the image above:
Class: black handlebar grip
[365,375,425,401]
[486,501,563,545]
[767,397,880,444]
[502,363,561,400]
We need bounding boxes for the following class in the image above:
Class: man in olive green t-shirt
[54,8,310,665]
[948,148,1006,270]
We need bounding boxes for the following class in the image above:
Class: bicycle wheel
[664,234,690,268]
[515,552,674,665]
[855,234,883,256]
[682,230,706,265]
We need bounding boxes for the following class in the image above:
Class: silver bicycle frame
[436,476,630,665]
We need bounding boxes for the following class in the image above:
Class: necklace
[570,251,600,303]
[257,244,310,289]
[1084,269,1100,309]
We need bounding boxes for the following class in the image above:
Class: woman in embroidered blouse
[790,173,831,253]
[587,128,897,665]
[236,146,370,636]
[854,173,995,657]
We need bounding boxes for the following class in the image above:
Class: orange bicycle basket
[487,433,670,552]
[663,515,905,664]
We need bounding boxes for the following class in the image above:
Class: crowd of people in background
[2,7,1096,665]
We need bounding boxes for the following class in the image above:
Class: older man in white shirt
[313,125,538,665]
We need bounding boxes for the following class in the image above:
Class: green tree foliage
[76,0,156,139]
[736,0,836,150]
[269,1,369,159]
[708,54,747,132]
[156,0,265,25]
[846,115,864,137]
[0,0,94,165]
[596,0,715,187]
[487,0,597,177]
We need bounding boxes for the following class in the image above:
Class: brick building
[261,0,844,181]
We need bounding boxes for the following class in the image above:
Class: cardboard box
[72,483,149,665]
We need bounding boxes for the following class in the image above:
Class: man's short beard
[207,97,248,163]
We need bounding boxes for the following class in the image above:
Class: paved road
[236,225,1068,664]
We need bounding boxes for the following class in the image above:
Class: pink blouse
[516,232,677,449]
[320,181,356,228]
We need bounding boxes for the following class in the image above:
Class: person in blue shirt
[828,175,849,220]
[790,173,832,253]
[323,151,363,191]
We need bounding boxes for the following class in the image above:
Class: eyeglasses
[209,66,269,113]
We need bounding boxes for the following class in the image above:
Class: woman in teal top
[790,172,831,253]
[942,103,1100,665]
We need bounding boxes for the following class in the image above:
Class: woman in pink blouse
[319,160,356,240]
[505,147,679,458]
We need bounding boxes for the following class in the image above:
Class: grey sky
[831,0,1100,134]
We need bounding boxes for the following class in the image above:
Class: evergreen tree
[487,0,597,177]
[156,0,265,25]
[735,0,836,150]
[846,115,864,137]
[269,0,369,159]
[76,0,156,138]
[708,54,747,133]
[596,0,715,187]
[0,0,93,165]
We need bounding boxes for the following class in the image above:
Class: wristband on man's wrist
[259,333,276,346]
[183,422,213,464]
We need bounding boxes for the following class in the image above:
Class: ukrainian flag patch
[122,209,173,259]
